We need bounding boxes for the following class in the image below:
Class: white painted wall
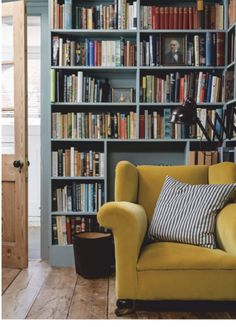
[28,125,40,226]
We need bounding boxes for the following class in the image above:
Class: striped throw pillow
[148,176,236,248]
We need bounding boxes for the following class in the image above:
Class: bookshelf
[48,0,236,266]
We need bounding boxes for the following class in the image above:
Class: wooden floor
[2,260,236,319]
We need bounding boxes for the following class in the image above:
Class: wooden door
[2,0,28,268]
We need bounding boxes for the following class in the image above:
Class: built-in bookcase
[49,0,236,266]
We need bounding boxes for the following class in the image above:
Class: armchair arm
[216,203,236,256]
[98,201,148,299]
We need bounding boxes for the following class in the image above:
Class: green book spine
[146,75,152,103]
[127,115,130,139]
[67,112,72,138]
[50,69,56,102]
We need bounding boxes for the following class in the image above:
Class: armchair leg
[115,299,136,316]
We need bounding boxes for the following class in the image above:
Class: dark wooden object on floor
[73,232,114,278]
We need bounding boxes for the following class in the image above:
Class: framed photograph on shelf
[161,34,187,66]
[111,88,134,103]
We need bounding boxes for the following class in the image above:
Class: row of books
[52,149,104,177]
[51,70,135,103]
[52,112,137,140]
[228,0,236,27]
[52,216,104,245]
[140,3,224,30]
[52,37,137,67]
[139,107,223,140]
[140,72,222,104]
[140,32,224,67]
[51,0,137,30]
[52,182,104,213]
[188,151,219,166]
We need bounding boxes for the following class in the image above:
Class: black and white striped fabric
[148,176,236,248]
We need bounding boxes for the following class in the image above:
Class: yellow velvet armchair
[97,161,236,315]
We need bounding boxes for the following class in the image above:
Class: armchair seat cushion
[137,242,236,271]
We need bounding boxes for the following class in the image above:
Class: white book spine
[210,76,217,103]
[133,2,137,29]
[52,151,58,177]
[77,71,83,102]
[197,71,203,103]
[59,38,63,66]
[70,146,74,177]
[194,35,199,67]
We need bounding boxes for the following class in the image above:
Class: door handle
[13,160,24,172]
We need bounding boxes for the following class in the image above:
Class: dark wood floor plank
[26,267,77,319]
[67,274,108,319]
[2,268,21,294]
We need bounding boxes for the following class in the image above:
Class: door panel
[2,0,28,268]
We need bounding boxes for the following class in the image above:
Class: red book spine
[179,77,185,103]
[189,7,193,29]
[160,7,164,29]
[139,115,145,138]
[155,7,160,29]
[183,7,188,29]
[210,5,216,29]
[173,7,178,29]
[193,7,198,29]
[169,7,174,29]
[178,7,183,29]
[164,7,169,29]
[66,217,71,244]
[152,6,156,29]
[216,32,225,66]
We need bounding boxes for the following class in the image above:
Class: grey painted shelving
[49,0,236,266]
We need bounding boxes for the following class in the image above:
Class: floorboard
[2,263,235,319]
[26,267,77,319]
[2,260,51,319]
[67,274,108,319]
[2,268,21,294]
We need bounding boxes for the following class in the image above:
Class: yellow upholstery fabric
[216,203,236,256]
[137,165,208,223]
[209,162,236,184]
[98,161,236,301]
[97,201,147,299]
[137,242,236,271]
[115,161,138,203]
[137,270,236,300]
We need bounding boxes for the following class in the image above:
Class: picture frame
[161,34,187,66]
[111,88,134,103]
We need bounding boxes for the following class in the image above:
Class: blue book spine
[64,0,72,29]
[89,41,94,66]
[164,108,171,139]
[85,39,89,66]
[205,32,212,66]
[215,107,223,135]
[206,74,212,102]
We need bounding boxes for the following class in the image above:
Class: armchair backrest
[115,161,236,224]
[137,165,208,223]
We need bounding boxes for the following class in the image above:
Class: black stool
[73,232,114,278]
